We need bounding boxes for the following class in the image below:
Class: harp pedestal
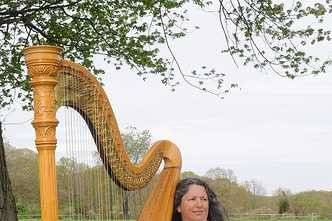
[24,45,63,221]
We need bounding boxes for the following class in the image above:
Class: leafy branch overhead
[217,0,332,77]
[0,0,331,110]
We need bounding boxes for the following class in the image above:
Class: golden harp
[23,45,182,221]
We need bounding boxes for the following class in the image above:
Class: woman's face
[177,184,209,221]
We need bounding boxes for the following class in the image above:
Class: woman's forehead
[184,184,208,196]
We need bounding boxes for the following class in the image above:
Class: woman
[172,177,226,221]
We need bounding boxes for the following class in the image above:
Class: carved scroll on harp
[24,45,182,221]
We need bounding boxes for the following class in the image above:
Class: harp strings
[55,65,156,220]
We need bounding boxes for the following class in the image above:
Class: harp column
[23,45,63,221]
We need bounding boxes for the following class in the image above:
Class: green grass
[19,218,135,221]
[19,218,332,221]
[19,217,332,221]
[231,219,332,221]
[19,216,134,221]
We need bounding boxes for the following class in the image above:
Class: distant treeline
[4,143,332,219]
[4,143,153,219]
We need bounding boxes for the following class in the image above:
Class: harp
[23,45,182,221]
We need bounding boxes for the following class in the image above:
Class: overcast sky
[2,1,332,195]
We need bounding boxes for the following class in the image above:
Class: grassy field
[19,218,135,221]
[234,220,332,221]
[19,217,134,221]
[233,219,332,221]
[19,219,332,221]
[18,213,332,221]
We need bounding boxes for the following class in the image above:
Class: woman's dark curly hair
[172,177,226,221]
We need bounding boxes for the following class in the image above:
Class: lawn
[20,219,134,221]
[19,219,332,221]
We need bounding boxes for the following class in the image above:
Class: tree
[121,126,152,218]
[0,0,221,110]
[210,178,250,215]
[274,188,291,214]
[0,122,18,221]
[216,0,332,79]
[204,169,251,215]
[5,145,39,216]
[121,126,152,164]
[205,167,237,183]
[244,179,266,209]
[244,179,266,196]
[181,171,200,179]
[290,191,325,216]
[1,0,331,110]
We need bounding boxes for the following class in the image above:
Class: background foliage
[1,0,331,110]
[4,142,332,219]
